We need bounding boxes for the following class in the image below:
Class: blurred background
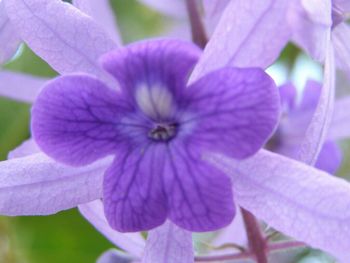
[0,0,348,262]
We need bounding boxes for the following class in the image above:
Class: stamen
[148,123,178,142]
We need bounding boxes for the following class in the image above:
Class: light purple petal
[97,249,136,263]
[202,0,230,35]
[72,0,121,45]
[297,42,335,165]
[288,0,332,61]
[4,0,117,86]
[0,153,111,216]
[0,0,21,64]
[8,139,40,159]
[137,0,186,18]
[333,23,350,75]
[315,140,342,174]
[79,200,145,257]
[0,70,47,103]
[142,221,193,263]
[209,149,350,262]
[32,74,126,166]
[190,0,290,82]
[185,68,280,159]
[212,207,247,248]
[103,144,168,232]
[333,0,350,12]
[202,0,230,18]
[328,96,350,140]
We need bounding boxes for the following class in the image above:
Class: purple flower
[3,0,350,261]
[31,39,279,232]
[272,81,342,174]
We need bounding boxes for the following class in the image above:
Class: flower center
[148,123,178,142]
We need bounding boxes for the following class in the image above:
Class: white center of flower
[135,84,174,119]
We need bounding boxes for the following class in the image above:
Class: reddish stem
[185,0,208,48]
[241,208,268,263]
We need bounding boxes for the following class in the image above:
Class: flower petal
[79,200,145,256]
[4,0,117,86]
[328,96,350,140]
[0,70,47,103]
[296,42,335,165]
[298,80,322,111]
[104,141,235,233]
[72,0,121,45]
[142,221,193,263]
[279,83,297,110]
[0,0,21,64]
[288,0,332,61]
[100,39,201,98]
[32,74,128,166]
[103,144,168,232]
[0,153,111,216]
[334,0,350,12]
[165,141,235,231]
[212,207,247,248]
[185,68,280,159]
[315,140,342,174]
[190,0,290,81]
[97,249,136,263]
[210,149,350,262]
[8,139,40,159]
[333,23,350,76]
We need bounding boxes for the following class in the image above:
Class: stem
[269,241,306,251]
[241,208,268,263]
[185,0,208,48]
[194,241,306,262]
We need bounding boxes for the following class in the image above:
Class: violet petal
[164,141,235,232]
[0,153,111,215]
[142,221,193,263]
[32,74,128,166]
[210,150,350,262]
[279,82,297,110]
[100,39,201,98]
[315,140,342,174]
[185,68,280,159]
[103,144,168,232]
